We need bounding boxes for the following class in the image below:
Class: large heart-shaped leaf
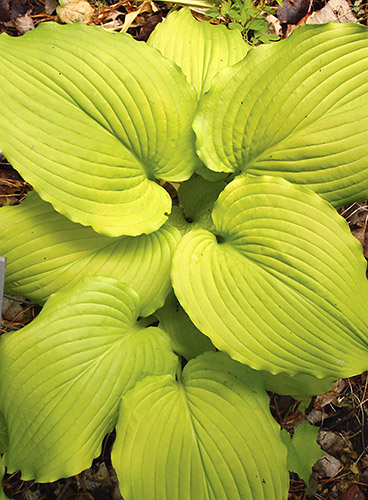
[194,23,368,207]
[0,192,180,316]
[148,8,248,97]
[112,352,289,500]
[172,175,368,381]
[0,23,200,236]
[0,276,177,482]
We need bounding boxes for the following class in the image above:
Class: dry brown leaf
[307,0,358,23]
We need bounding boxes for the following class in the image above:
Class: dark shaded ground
[0,3,368,498]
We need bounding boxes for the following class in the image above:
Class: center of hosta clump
[215,234,225,244]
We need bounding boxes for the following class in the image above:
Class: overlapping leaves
[148,8,248,97]
[0,11,368,500]
[172,175,368,382]
[0,192,180,316]
[0,276,177,481]
[0,22,200,236]
[194,22,368,207]
[155,291,215,359]
[112,352,289,500]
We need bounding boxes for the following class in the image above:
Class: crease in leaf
[172,175,368,382]
[0,276,177,482]
[112,351,289,500]
[194,22,368,207]
[148,8,249,97]
[0,191,180,316]
[0,22,201,236]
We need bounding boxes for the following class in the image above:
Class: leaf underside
[0,23,200,236]
[194,22,368,207]
[172,175,368,382]
[0,276,177,482]
[112,352,289,500]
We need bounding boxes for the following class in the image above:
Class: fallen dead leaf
[315,453,342,478]
[0,0,29,22]
[12,12,34,32]
[318,430,352,458]
[307,0,358,23]
[315,379,348,409]
[338,483,366,500]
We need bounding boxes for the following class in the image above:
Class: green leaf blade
[0,23,200,236]
[282,423,324,483]
[155,291,216,360]
[148,8,249,97]
[0,277,177,482]
[112,352,289,500]
[0,192,180,316]
[194,23,368,206]
[172,175,368,381]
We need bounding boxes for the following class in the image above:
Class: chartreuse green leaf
[0,276,177,482]
[194,23,368,207]
[112,352,289,500]
[168,175,226,235]
[0,191,180,316]
[0,456,8,500]
[0,413,7,455]
[0,23,200,237]
[281,423,324,484]
[172,175,368,383]
[155,291,215,360]
[148,8,248,97]
[178,175,226,232]
[261,371,334,401]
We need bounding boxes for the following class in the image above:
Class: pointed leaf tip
[282,423,324,484]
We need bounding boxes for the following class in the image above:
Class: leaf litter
[0,2,368,499]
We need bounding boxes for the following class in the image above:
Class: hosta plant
[0,8,368,500]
